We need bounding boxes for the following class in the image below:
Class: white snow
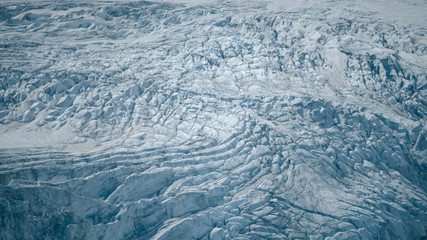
[0,0,426,239]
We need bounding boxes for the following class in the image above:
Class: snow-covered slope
[0,0,426,239]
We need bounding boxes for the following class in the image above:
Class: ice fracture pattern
[0,0,426,239]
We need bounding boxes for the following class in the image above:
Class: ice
[56,95,74,108]
[0,0,426,239]
[29,102,45,114]
[20,110,35,122]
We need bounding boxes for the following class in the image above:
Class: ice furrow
[1,0,427,240]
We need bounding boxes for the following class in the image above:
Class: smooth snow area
[0,0,426,239]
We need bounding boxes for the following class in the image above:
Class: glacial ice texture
[0,0,426,239]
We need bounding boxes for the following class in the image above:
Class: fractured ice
[0,0,426,239]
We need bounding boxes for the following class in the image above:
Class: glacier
[0,0,426,239]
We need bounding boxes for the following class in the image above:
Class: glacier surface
[0,0,426,239]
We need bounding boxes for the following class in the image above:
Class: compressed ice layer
[0,0,426,239]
